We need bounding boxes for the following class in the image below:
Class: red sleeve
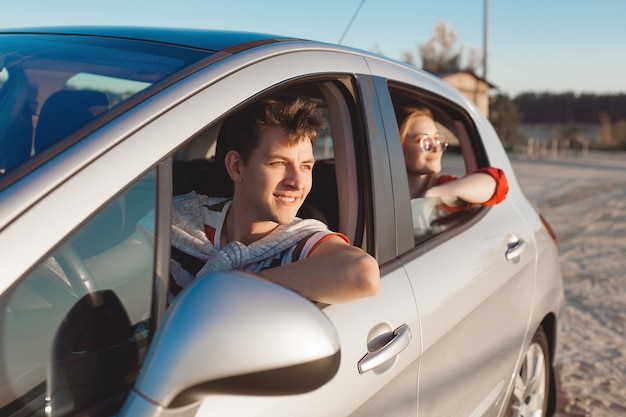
[435,167,509,211]
[474,167,509,206]
[436,174,458,185]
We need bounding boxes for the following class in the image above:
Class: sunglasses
[408,133,449,153]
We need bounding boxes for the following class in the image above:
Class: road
[511,152,626,417]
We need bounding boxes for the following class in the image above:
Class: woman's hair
[225,96,325,163]
[396,105,434,143]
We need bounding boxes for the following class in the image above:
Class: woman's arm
[425,172,497,207]
[424,167,508,208]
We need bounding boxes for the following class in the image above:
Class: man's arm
[257,236,380,304]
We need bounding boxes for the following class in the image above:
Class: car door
[404,203,537,417]
[365,66,538,417]
[161,47,422,417]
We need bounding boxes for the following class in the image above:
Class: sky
[2,0,625,97]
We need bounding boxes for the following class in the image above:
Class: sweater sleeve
[435,167,509,211]
[474,167,509,205]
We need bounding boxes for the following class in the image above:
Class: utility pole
[483,0,489,81]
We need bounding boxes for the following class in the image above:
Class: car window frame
[375,78,495,255]
[170,75,373,252]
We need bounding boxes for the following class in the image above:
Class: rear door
[366,62,538,416]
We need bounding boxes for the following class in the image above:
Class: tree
[613,120,626,150]
[599,112,614,145]
[513,93,626,124]
[404,19,481,74]
[489,95,523,145]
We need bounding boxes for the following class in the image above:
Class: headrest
[35,90,108,153]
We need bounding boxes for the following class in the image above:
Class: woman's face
[402,114,443,176]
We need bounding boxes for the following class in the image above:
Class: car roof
[0,26,304,53]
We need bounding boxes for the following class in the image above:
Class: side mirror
[120,271,340,417]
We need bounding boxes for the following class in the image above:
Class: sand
[510,151,626,417]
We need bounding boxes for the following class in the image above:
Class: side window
[0,170,157,416]
[389,86,484,245]
[172,78,365,247]
[311,103,334,160]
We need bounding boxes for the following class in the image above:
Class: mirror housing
[120,271,340,417]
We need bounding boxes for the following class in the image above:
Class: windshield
[0,33,213,181]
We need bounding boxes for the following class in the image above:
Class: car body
[0,27,564,417]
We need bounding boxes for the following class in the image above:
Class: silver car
[0,27,564,417]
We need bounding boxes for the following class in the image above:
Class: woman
[397,105,508,209]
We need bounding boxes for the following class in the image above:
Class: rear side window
[389,84,489,246]
[0,170,157,417]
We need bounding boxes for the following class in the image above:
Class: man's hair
[225,96,325,163]
[396,105,434,143]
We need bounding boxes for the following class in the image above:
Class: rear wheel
[507,327,550,417]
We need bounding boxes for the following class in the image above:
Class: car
[0,27,564,417]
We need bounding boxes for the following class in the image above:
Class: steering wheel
[54,242,98,297]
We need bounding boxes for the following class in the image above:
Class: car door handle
[505,238,527,261]
[358,324,412,374]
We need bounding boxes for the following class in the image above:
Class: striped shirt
[168,195,347,297]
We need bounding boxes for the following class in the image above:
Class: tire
[506,327,551,417]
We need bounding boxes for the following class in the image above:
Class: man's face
[237,126,314,225]
[402,115,443,175]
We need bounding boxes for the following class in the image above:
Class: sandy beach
[510,152,626,417]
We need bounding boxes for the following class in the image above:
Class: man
[165,97,380,304]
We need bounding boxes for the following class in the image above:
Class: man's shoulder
[202,196,231,213]
[173,193,230,212]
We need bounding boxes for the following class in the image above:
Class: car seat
[34,90,109,154]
